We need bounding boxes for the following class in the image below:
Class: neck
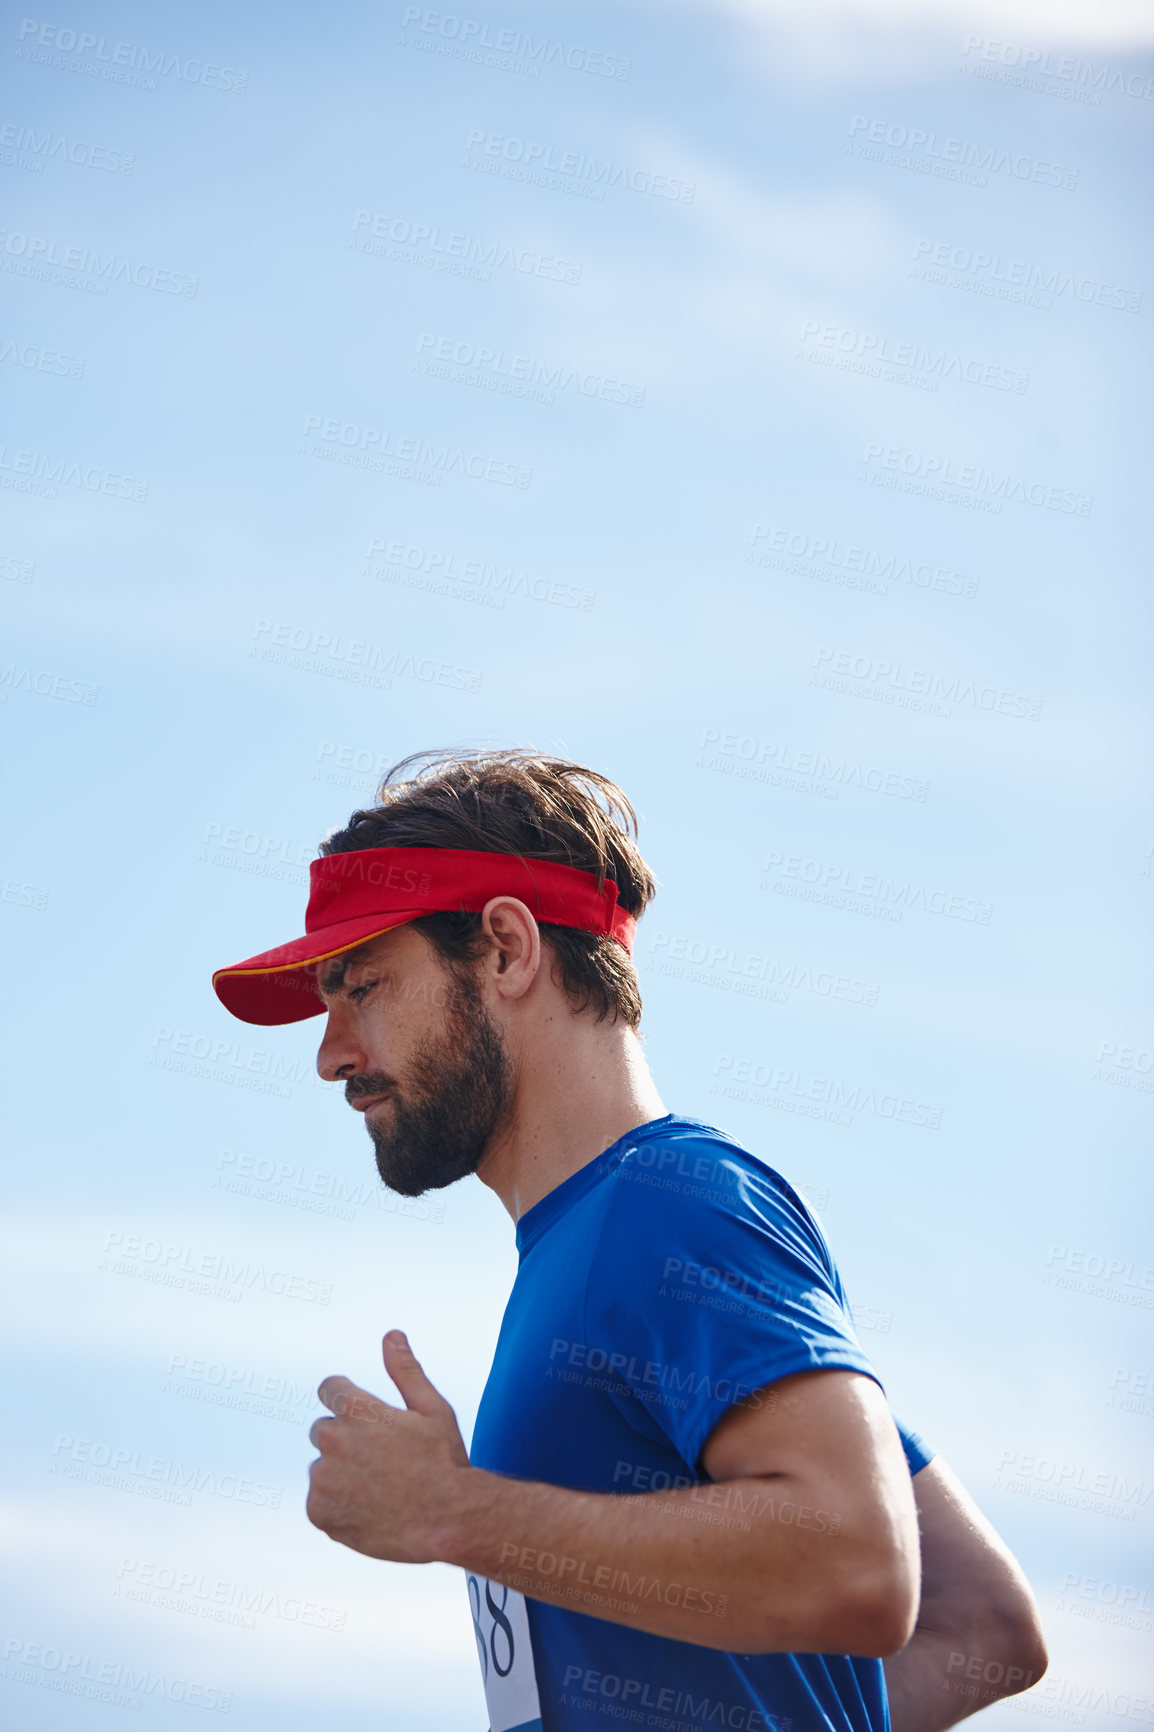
[475,1018,666,1223]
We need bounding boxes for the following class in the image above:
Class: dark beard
[345,971,513,1197]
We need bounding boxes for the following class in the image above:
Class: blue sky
[2,1,1152,1725]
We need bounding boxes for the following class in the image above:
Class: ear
[479,896,541,1001]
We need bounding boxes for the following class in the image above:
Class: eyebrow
[318,946,376,997]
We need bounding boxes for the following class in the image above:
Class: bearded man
[212,748,1046,1732]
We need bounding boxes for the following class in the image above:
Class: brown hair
[319,748,656,1029]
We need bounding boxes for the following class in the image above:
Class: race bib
[465,1571,543,1732]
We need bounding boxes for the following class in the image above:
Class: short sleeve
[588,1137,882,1474]
[894,1414,935,1476]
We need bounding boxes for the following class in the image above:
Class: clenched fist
[307,1331,472,1563]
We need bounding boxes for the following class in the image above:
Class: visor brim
[211,913,414,1025]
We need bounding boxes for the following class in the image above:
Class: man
[213,748,1047,1732]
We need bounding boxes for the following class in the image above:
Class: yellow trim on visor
[211,923,405,983]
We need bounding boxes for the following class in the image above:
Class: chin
[371,1139,484,1199]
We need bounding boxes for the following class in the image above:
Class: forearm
[886,1631,953,1732]
[439,1464,907,1655]
[885,1629,997,1732]
[884,1461,1048,1732]
[885,1622,1044,1732]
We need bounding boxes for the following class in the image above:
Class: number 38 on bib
[465,1572,543,1732]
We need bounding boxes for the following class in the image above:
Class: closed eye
[348,980,377,1004]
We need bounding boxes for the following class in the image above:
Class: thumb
[382,1331,448,1416]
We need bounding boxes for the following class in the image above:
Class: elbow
[847,1586,919,1660]
[946,1574,1050,1698]
[828,1557,921,1659]
[976,1601,1049,1696]
[1007,1614,1049,1692]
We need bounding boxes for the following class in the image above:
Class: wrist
[428,1464,491,1570]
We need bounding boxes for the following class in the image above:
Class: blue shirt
[469,1114,933,1732]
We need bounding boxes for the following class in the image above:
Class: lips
[353,1092,391,1115]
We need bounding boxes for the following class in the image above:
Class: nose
[315,1007,367,1083]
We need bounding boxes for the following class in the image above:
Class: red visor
[212,845,636,1026]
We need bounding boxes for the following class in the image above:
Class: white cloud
[653,0,1154,86]
[2,1496,483,1717]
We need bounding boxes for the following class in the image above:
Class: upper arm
[701,1368,920,1568]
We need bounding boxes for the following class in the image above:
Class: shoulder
[580,1119,873,1451]
[598,1116,836,1277]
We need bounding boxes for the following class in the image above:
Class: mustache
[344,1071,397,1107]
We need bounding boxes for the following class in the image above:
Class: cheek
[358,982,445,1069]
[393,971,454,1024]
[410,971,453,1013]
